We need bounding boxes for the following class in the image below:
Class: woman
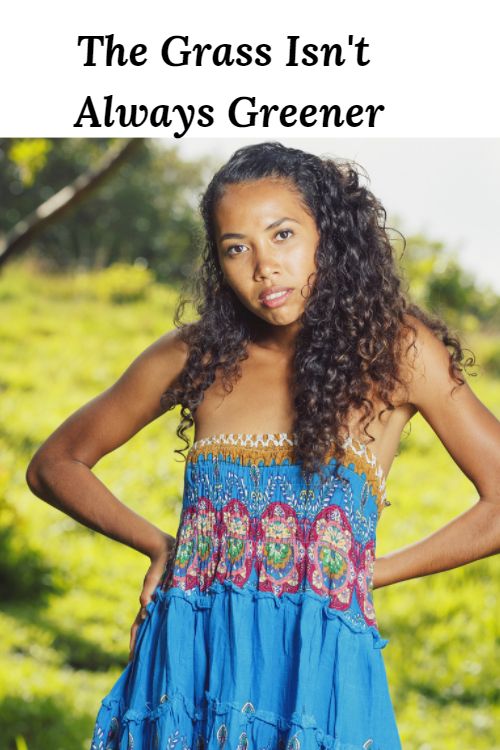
[27,142,500,750]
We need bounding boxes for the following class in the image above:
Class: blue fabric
[89,436,402,750]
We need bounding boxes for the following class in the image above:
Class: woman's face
[214,178,319,328]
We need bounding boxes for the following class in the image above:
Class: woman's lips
[259,288,294,308]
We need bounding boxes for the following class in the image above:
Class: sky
[170,139,500,294]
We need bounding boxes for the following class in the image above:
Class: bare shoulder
[109,325,191,409]
[378,313,459,427]
[27,326,192,472]
[392,313,500,497]
[134,325,191,378]
[397,313,461,406]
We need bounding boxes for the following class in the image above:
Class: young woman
[26,142,500,750]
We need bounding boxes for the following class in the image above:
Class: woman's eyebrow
[220,217,299,242]
[266,216,299,230]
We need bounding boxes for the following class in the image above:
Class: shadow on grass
[0,694,94,750]
[4,599,128,672]
[48,623,129,672]
[0,526,62,605]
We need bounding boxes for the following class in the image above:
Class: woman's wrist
[373,555,388,590]
[146,529,175,562]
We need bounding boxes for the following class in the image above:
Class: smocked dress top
[162,432,391,640]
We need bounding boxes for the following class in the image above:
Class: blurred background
[0,138,499,750]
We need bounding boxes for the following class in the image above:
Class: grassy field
[1,260,499,750]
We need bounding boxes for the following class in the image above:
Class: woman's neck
[249,319,300,355]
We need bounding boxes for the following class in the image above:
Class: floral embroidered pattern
[256,502,307,596]
[287,735,301,750]
[217,499,254,585]
[90,716,119,750]
[307,505,358,610]
[165,728,191,750]
[164,497,377,628]
[356,541,377,627]
[216,723,228,746]
[175,500,218,590]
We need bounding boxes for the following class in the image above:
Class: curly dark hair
[160,141,473,480]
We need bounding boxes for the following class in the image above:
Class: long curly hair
[160,142,473,480]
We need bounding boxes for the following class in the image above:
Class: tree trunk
[0,138,144,270]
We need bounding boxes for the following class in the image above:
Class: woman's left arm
[373,317,500,589]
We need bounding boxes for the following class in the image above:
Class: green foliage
[395,228,500,329]
[73,261,156,304]
[7,139,53,187]
[0,138,210,282]
[484,348,500,377]
[0,261,499,750]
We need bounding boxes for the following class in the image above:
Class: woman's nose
[253,241,280,278]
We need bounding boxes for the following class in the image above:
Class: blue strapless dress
[89,433,402,750]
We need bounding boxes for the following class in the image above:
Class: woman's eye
[276,229,293,241]
[226,244,246,256]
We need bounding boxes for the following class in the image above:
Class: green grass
[1,259,499,750]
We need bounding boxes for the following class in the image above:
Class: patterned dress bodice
[161,432,391,643]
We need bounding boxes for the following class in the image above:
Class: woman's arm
[373,317,500,589]
[25,328,189,561]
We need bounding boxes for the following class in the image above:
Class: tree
[0,139,209,282]
[0,139,143,269]
[394,226,500,327]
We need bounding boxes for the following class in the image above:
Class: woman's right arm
[25,327,189,562]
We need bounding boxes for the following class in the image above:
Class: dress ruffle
[90,584,401,750]
[163,580,389,649]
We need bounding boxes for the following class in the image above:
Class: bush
[73,262,156,303]
[481,344,500,377]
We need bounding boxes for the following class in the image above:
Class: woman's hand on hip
[128,531,176,661]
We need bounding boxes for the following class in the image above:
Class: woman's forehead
[214,179,307,224]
